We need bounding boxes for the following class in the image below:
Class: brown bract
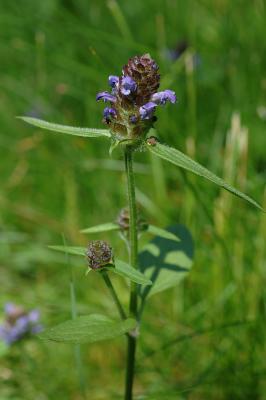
[122,54,160,106]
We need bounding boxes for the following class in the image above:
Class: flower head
[116,207,148,235]
[86,240,113,270]
[0,303,42,345]
[96,54,176,143]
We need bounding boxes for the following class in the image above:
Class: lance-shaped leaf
[18,116,111,138]
[81,222,119,234]
[48,246,151,285]
[146,140,263,211]
[39,314,136,344]
[147,225,180,242]
[111,259,152,285]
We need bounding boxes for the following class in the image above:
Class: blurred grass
[0,0,266,399]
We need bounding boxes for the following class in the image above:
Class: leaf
[81,222,119,234]
[146,141,263,211]
[48,245,86,256]
[111,259,152,285]
[139,224,194,299]
[147,225,180,242]
[39,314,136,344]
[18,116,111,138]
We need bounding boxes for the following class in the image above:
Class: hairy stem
[124,146,138,400]
[102,271,127,320]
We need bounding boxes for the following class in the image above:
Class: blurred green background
[0,0,266,399]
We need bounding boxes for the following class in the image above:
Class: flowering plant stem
[124,146,139,400]
[102,272,127,320]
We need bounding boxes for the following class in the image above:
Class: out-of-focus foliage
[0,0,265,399]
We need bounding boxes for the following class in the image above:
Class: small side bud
[86,240,113,270]
[117,208,148,234]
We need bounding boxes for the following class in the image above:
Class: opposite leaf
[146,140,263,211]
[81,222,120,234]
[112,259,152,285]
[18,116,111,138]
[39,314,136,344]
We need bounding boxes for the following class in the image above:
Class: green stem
[102,271,127,320]
[124,146,138,400]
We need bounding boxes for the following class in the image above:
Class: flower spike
[96,54,176,144]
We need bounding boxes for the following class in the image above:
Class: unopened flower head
[96,54,177,144]
[0,303,42,345]
[117,207,148,233]
[86,240,113,270]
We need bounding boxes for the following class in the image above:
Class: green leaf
[18,116,111,138]
[146,141,263,211]
[147,225,180,242]
[39,314,136,344]
[81,222,119,234]
[139,224,194,299]
[48,245,86,256]
[111,259,152,285]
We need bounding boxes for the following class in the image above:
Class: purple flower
[108,76,119,88]
[28,310,40,323]
[103,107,117,120]
[151,89,177,105]
[0,303,42,345]
[139,102,157,120]
[121,76,137,96]
[129,115,138,124]
[96,91,116,103]
[96,54,177,138]
[4,303,17,316]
